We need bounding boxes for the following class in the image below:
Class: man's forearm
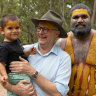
[36,74,61,96]
[3,80,37,96]
[29,70,61,96]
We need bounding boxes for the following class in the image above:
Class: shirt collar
[35,43,58,56]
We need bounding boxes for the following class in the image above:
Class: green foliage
[0,0,95,44]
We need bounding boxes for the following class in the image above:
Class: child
[0,14,36,96]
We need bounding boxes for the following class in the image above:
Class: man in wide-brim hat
[6,10,71,96]
[31,10,67,38]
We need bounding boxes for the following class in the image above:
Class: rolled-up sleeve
[54,54,71,95]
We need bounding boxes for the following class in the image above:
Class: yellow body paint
[39,21,55,29]
[72,9,90,17]
[5,21,21,28]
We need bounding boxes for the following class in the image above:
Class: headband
[72,9,90,17]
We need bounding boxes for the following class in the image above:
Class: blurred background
[0,0,96,44]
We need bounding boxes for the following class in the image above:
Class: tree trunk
[26,25,34,43]
[6,0,9,14]
[59,0,62,14]
[59,0,67,27]
[0,1,4,17]
[62,0,67,27]
[50,0,54,10]
[91,0,96,28]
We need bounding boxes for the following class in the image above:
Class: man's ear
[56,31,60,38]
[0,27,4,35]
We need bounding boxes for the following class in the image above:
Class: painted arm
[56,38,67,50]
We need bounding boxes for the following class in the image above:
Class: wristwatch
[32,71,38,80]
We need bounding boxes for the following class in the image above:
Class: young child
[0,14,36,96]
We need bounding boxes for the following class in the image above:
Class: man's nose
[77,17,83,22]
[38,28,44,34]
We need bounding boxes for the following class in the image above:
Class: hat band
[72,9,90,17]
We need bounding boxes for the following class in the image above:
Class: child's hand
[1,75,8,85]
[30,47,37,55]
[24,47,37,56]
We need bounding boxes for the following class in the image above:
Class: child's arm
[0,62,8,85]
[24,47,37,57]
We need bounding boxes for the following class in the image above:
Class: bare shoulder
[91,29,96,34]
[56,38,66,50]
[67,31,74,37]
[56,31,72,50]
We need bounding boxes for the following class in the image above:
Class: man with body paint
[57,3,96,96]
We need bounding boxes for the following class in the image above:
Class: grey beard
[70,22,91,37]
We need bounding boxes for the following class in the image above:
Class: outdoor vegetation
[0,0,96,44]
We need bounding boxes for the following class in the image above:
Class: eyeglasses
[35,26,58,34]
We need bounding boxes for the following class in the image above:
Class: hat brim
[31,18,67,38]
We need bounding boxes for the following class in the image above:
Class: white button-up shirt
[24,43,71,96]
